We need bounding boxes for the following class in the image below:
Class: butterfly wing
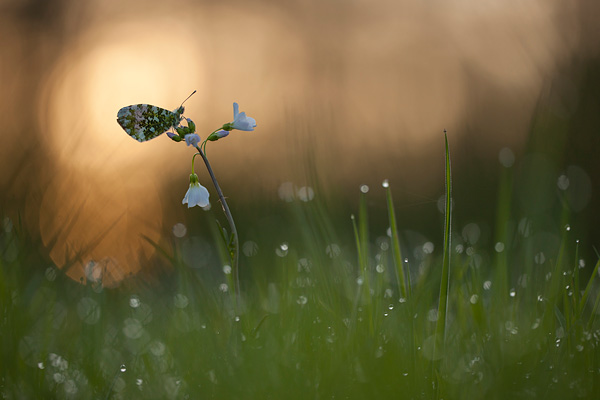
[117,104,182,142]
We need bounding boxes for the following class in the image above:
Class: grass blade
[433,131,452,361]
[384,181,408,299]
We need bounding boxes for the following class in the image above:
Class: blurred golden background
[1,0,599,285]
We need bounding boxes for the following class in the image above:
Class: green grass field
[2,137,599,399]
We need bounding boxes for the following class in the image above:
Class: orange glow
[0,0,592,286]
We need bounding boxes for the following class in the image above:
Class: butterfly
[116,91,196,142]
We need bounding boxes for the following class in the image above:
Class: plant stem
[194,145,240,307]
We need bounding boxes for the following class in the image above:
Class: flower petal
[233,102,240,119]
[184,133,201,147]
[182,182,210,208]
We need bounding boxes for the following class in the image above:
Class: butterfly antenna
[181,90,197,107]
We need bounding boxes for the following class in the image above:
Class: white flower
[184,133,201,147]
[231,102,257,131]
[182,173,210,208]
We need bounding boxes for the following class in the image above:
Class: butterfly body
[117,104,185,142]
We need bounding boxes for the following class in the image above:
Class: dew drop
[297,295,308,305]
[557,174,569,190]
[129,296,140,308]
[376,264,385,273]
[172,223,187,238]
[565,224,571,232]
[297,186,315,202]
[325,244,341,258]
[360,184,369,193]
[423,242,434,254]
[382,179,390,188]
[223,265,232,274]
[45,267,57,282]
[483,281,492,290]
[509,288,516,297]
[498,147,515,167]
[275,242,289,257]
[120,364,127,372]
[534,252,545,264]
[242,241,259,257]
[494,242,505,253]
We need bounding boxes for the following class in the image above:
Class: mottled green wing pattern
[117,104,184,142]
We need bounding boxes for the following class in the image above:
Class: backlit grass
[1,139,600,399]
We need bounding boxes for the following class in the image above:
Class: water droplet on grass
[498,147,515,167]
[356,276,364,286]
[382,179,389,188]
[470,294,479,304]
[242,241,259,257]
[509,288,516,297]
[557,175,570,190]
[534,252,545,264]
[219,283,228,293]
[174,294,189,309]
[45,267,57,281]
[427,309,438,322]
[129,296,140,308]
[297,295,307,305]
[494,242,505,252]
[275,242,289,257]
[223,265,232,274]
[360,184,369,193]
[423,242,434,254]
[120,364,127,372]
[172,223,187,238]
[376,264,385,273]
[483,281,492,290]
[325,244,341,258]
[297,186,314,202]
[278,182,296,202]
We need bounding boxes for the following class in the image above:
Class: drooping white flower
[182,173,209,208]
[184,133,201,147]
[230,102,256,131]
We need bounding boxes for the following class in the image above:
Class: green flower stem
[194,144,240,306]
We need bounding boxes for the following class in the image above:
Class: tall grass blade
[579,257,600,315]
[433,131,452,362]
[385,183,408,299]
